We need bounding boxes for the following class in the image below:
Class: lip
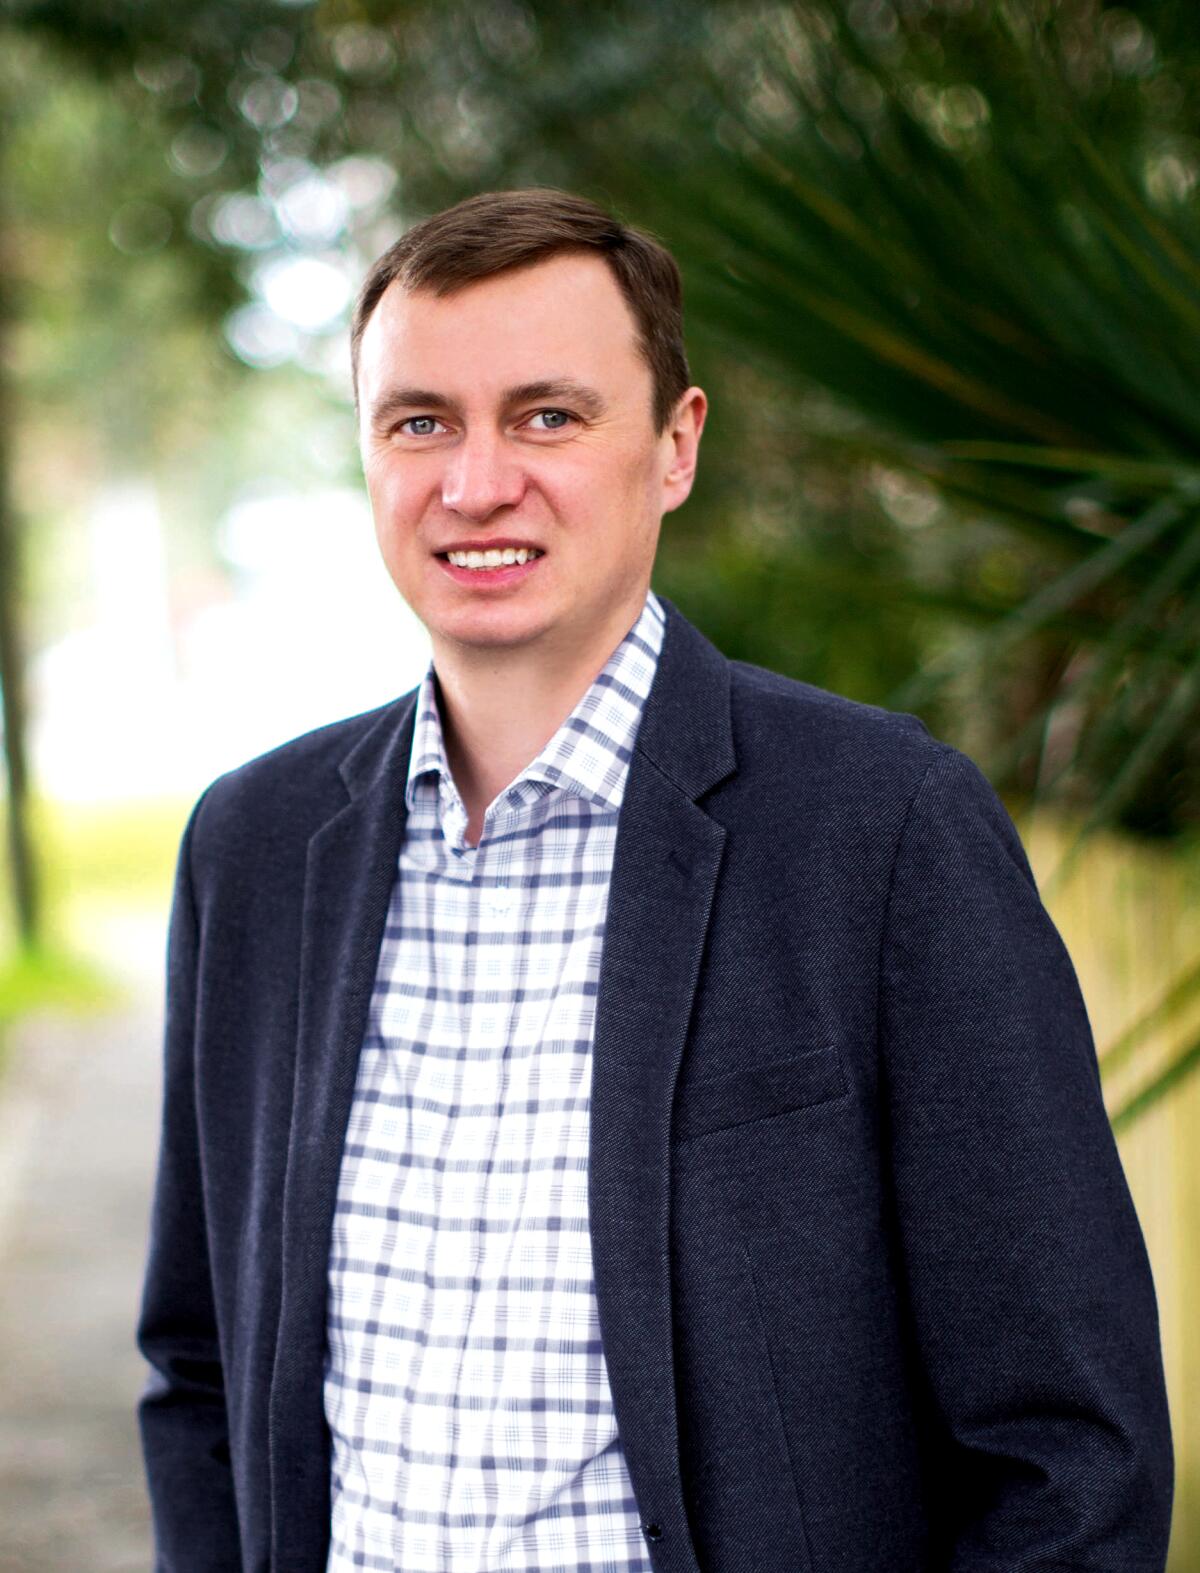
[436,549,545,589]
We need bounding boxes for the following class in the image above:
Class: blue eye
[531,410,572,430]
[403,416,440,436]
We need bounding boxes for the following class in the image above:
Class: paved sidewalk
[0,1004,160,1572]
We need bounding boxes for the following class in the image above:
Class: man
[138,189,1173,1572]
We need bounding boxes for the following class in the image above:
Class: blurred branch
[1100,955,1200,1078]
[1111,1031,1200,1134]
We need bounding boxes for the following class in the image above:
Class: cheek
[540,443,657,515]
[366,457,437,527]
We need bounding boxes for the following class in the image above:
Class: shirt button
[488,884,514,914]
[642,1522,663,1541]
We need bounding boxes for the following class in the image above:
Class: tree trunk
[0,159,40,951]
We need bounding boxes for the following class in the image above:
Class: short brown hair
[350,188,690,433]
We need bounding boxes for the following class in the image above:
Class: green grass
[34,796,190,916]
[0,942,118,1024]
[0,795,192,1058]
[0,942,120,1072]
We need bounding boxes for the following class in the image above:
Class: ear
[661,387,708,515]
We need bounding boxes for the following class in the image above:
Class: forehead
[356,251,646,403]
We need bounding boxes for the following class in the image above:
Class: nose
[441,430,526,520]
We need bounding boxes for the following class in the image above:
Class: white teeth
[446,547,542,569]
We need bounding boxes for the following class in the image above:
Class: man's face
[355,251,704,660]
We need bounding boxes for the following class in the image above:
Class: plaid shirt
[324,592,665,1572]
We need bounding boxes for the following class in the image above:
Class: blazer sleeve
[879,747,1173,1570]
[136,795,244,1571]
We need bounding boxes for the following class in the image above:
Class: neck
[432,593,648,844]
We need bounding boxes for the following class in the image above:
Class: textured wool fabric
[138,598,1173,1573]
[324,593,663,1571]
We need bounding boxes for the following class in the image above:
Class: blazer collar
[333,593,737,807]
[633,596,736,801]
[337,687,420,802]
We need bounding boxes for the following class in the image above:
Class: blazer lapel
[589,602,736,1567]
[269,693,417,1571]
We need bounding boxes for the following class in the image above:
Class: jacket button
[642,1523,663,1541]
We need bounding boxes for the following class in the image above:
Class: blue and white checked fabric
[324,591,665,1572]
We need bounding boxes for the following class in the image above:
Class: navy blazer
[138,599,1173,1572]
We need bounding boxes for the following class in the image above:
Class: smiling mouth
[439,546,544,570]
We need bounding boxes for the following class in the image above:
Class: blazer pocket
[673,1043,847,1143]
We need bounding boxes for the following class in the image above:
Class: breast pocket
[673,1043,847,1143]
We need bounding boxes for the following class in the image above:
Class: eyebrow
[368,378,607,428]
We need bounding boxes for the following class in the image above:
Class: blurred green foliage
[7,0,1196,831]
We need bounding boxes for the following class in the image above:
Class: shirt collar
[405,590,665,818]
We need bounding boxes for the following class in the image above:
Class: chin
[431,606,554,651]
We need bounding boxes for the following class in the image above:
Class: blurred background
[0,0,1197,1567]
